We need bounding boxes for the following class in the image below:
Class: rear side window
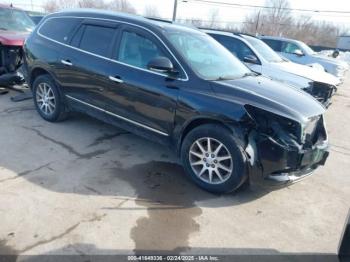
[39,17,82,43]
[78,25,115,57]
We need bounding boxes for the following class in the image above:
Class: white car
[204,30,340,107]
[260,36,349,80]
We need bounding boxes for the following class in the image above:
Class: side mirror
[243,55,259,64]
[147,57,176,74]
[293,49,304,56]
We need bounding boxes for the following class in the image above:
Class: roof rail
[145,17,172,24]
[233,32,258,38]
[198,27,235,33]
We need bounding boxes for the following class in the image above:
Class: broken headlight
[244,105,303,145]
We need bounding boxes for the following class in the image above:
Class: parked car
[0,4,34,86]
[24,10,329,193]
[29,15,45,25]
[261,36,349,80]
[205,30,340,107]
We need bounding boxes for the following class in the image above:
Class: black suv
[23,10,329,193]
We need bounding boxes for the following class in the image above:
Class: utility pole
[172,0,178,22]
[255,10,261,36]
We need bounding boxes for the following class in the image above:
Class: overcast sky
[4,0,350,27]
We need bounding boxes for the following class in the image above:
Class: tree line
[42,0,348,48]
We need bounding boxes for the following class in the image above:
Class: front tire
[33,74,68,122]
[181,124,248,194]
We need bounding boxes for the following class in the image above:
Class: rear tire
[181,124,248,194]
[33,74,68,122]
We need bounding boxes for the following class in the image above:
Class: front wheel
[181,124,248,194]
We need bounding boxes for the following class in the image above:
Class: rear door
[58,19,119,109]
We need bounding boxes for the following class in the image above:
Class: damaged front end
[303,81,336,108]
[244,105,329,186]
[0,44,25,87]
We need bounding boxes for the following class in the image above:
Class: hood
[312,53,349,68]
[211,75,325,124]
[0,30,29,46]
[269,61,341,86]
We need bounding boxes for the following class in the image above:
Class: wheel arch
[176,116,247,156]
[29,67,54,89]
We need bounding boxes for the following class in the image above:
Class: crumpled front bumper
[252,134,329,187]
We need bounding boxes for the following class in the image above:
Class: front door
[103,25,186,137]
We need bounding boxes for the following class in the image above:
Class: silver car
[261,36,349,80]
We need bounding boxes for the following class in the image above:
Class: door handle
[109,76,124,84]
[61,60,73,66]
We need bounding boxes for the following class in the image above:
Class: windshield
[164,29,252,80]
[297,41,315,55]
[0,8,35,32]
[244,36,284,63]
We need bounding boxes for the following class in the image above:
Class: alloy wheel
[36,83,56,115]
[189,137,233,185]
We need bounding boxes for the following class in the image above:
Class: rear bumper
[253,135,329,186]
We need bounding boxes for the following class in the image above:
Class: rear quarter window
[39,17,82,43]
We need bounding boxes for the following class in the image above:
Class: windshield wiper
[242,72,258,77]
[211,76,236,81]
[212,72,258,81]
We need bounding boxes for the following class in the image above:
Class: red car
[0,4,35,87]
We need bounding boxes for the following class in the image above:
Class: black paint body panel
[23,10,329,185]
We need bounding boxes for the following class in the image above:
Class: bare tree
[109,0,136,14]
[144,5,160,18]
[43,0,77,12]
[264,0,292,34]
[78,0,107,8]
[242,0,292,35]
[43,0,136,14]
[43,0,60,13]
[207,8,220,28]
[241,0,345,47]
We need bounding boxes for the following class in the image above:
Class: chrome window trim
[37,15,189,81]
[65,95,169,136]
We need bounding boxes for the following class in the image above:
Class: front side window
[39,17,82,43]
[165,30,251,80]
[297,41,315,55]
[244,36,284,63]
[211,34,255,61]
[281,42,300,54]
[0,8,34,32]
[117,31,166,69]
[78,25,115,57]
